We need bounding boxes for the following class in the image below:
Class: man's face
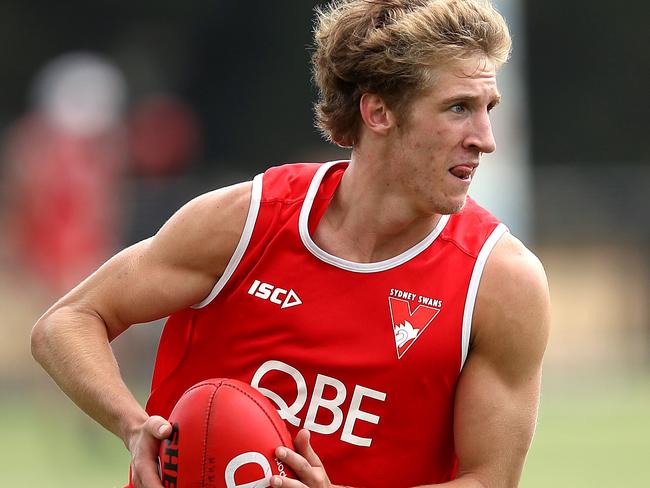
[389,55,501,215]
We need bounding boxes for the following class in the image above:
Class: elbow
[31,306,65,366]
[31,304,113,365]
[31,313,51,365]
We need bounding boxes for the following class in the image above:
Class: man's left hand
[270,429,343,488]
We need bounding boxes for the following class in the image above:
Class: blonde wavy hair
[312,0,511,147]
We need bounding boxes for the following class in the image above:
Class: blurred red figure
[3,52,128,294]
[129,94,200,178]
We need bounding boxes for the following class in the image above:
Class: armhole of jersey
[460,223,509,370]
[192,173,264,309]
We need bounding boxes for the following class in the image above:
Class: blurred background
[1,1,648,486]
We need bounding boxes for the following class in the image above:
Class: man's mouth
[449,164,476,181]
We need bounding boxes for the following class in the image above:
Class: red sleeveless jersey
[142,161,507,487]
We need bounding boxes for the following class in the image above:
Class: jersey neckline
[298,160,451,273]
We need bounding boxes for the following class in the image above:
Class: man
[32,1,550,487]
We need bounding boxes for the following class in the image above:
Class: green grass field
[2,377,648,487]
[521,377,650,487]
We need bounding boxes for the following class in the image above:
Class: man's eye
[450,104,465,114]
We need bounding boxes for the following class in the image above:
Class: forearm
[31,305,147,448]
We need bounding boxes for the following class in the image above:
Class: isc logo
[248,280,302,309]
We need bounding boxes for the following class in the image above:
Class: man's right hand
[129,416,172,488]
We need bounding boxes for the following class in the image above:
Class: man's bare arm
[446,233,551,487]
[31,181,252,487]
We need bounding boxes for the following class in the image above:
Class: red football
[159,378,295,488]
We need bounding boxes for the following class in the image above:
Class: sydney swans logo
[393,321,420,348]
[388,296,440,359]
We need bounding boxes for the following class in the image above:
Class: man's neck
[311,155,442,264]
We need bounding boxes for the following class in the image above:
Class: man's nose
[464,112,496,154]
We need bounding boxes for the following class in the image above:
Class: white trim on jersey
[192,173,264,309]
[460,223,509,369]
[299,161,451,273]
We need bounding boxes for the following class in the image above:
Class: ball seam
[221,381,288,446]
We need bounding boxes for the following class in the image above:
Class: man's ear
[359,93,396,135]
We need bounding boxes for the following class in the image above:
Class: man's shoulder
[150,181,254,278]
[486,233,546,291]
[176,180,253,239]
[478,232,548,317]
[471,232,550,378]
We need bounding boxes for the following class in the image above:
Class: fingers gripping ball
[159,378,295,488]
